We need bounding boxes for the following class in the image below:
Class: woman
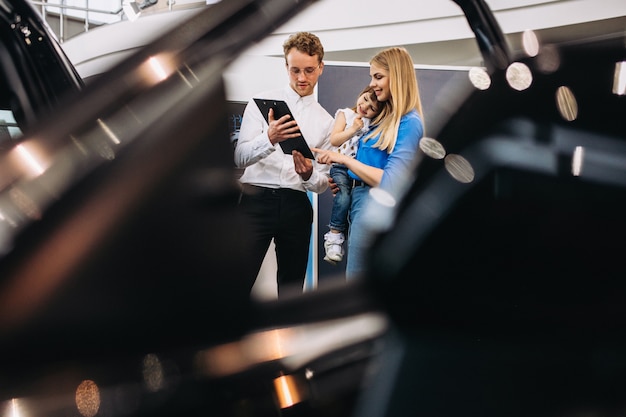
[313,46,424,279]
[323,85,385,265]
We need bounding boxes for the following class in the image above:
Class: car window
[0,109,20,142]
[0,0,82,140]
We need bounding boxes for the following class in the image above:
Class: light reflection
[9,187,42,220]
[97,119,121,145]
[536,44,561,73]
[612,61,626,95]
[273,373,307,409]
[195,313,387,377]
[148,57,168,81]
[177,68,195,88]
[149,57,168,81]
[468,66,491,90]
[70,134,89,156]
[370,187,396,208]
[138,54,177,85]
[75,380,100,417]
[572,146,584,176]
[444,154,475,183]
[505,62,533,91]
[142,354,165,392]
[5,398,24,417]
[419,137,446,159]
[522,29,540,57]
[362,187,397,233]
[10,399,19,417]
[556,85,578,121]
[94,142,115,161]
[15,144,45,176]
[0,208,17,227]
[195,328,294,376]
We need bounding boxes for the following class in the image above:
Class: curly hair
[282,32,324,63]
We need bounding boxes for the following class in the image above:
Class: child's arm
[330,111,361,147]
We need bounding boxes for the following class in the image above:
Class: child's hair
[364,47,424,154]
[351,85,385,117]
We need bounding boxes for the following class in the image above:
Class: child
[323,86,384,265]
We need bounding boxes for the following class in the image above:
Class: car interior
[0,0,624,416]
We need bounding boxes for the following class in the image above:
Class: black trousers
[239,184,313,297]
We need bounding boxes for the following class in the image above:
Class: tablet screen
[253,98,315,159]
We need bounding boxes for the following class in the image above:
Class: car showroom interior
[0,1,625,416]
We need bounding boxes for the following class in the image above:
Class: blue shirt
[349,109,423,194]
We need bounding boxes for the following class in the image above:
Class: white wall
[223,55,288,103]
[62,0,626,77]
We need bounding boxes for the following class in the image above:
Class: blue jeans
[345,184,372,280]
[328,164,352,233]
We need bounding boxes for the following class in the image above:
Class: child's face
[356,92,380,119]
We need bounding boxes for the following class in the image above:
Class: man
[234,32,333,298]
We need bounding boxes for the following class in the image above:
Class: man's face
[286,48,323,97]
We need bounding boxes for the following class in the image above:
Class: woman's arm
[311,147,383,187]
[379,112,424,193]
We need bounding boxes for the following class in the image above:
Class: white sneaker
[323,232,344,265]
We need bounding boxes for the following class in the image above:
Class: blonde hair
[365,47,424,153]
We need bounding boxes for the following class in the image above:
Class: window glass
[0,109,21,144]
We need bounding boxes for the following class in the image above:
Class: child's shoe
[323,231,344,265]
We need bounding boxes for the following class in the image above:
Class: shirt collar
[285,85,315,107]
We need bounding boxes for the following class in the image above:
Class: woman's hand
[311,148,349,165]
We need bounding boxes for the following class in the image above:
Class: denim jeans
[345,184,371,280]
[328,164,352,233]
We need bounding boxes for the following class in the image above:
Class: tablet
[253,98,315,159]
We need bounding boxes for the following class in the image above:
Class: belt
[351,179,366,188]
[241,183,305,196]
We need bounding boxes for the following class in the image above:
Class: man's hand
[267,108,301,145]
[293,150,313,181]
[328,176,339,195]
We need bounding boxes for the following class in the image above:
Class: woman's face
[369,62,390,102]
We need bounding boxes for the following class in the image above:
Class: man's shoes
[323,231,344,265]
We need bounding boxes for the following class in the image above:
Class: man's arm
[234,99,275,168]
[235,100,304,168]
